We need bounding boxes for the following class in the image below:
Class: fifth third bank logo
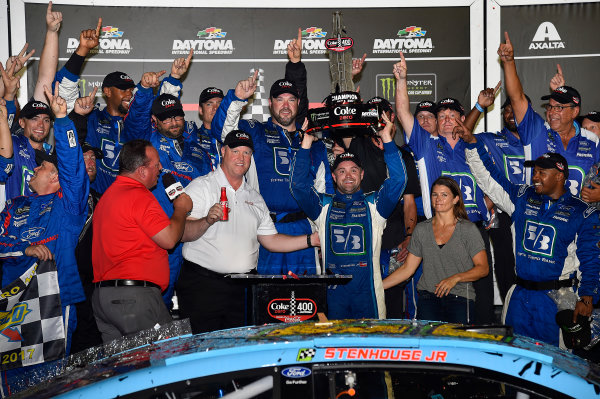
[529,22,565,50]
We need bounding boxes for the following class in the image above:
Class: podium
[228,274,352,324]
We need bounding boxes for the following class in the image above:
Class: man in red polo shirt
[92,139,192,343]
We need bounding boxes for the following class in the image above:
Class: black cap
[81,142,104,159]
[34,149,58,170]
[332,152,362,171]
[583,111,600,123]
[270,79,299,98]
[367,97,392,113]
[151,94,185,121]
[414,101,436,116]
[501,94,532,109]
[556,309,591,349]
[524,152,569,179]
[224,130,254,151]
[199,87,224,105]
[541,86,581,106]
[19,100,52,119]
[435,97,465,116]
[102,71,135,90]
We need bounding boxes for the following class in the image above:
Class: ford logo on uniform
[281,366,311,378]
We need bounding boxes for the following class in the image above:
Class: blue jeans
[417,290,473,324]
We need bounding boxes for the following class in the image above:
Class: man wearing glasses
[498,32,599,195]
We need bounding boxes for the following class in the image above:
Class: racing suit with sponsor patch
[2,99,53,199]
[290,141,406,319]
[477,127,526,185]
[211,69,333,275]
[0,117,88,347]
[124,80,213,307]
[465,140,600,346]
[518,103,599,194]
[54,66,126,195]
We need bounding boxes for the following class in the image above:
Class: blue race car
[13,319,600,398]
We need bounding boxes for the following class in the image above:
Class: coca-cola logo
[419,101,434,108]
[333,106,357,116]
[325,37,354,52]
[161,99,176,107]
[440,99,454,105]
[207,88,220,94]
[556,87,567,94]
[120,74,133,81]
[278,81,293,88]
[235,132,250,140]
[32,102,47,110]
[267,296,317,322]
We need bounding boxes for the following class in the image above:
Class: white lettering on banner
[372,38,433,54]
[529,22,565,51]
[172,40,233,51]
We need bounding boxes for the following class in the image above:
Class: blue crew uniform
[466,141,600,346]
[407,118,490,222]
[518,103,599,194]
[477,127,526,185]
[0,116,89,352]
[290,141,406,319]
[54,66,125,195]
[124,80,213,307]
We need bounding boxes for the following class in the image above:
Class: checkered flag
[297,348,316,361]
[0,260,64,371]
[289,291,297,316]
[242,68,269,123]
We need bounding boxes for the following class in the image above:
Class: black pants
[472,225,495,324]
[176,259,246,334]
[488,211,517,302]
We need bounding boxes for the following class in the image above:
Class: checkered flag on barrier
[0,260,64,371]
[242,68,269,123]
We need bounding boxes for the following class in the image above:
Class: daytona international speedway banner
[16,1,479,129]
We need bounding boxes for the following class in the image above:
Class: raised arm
[123,70,165,142]
[44,82,89,214]
[393,51,415,138]
[0,99,12,159]
[286,28,308,126]
[33,2,62,103]
[211,70,258,141]
[498,32,528,123]
[464,82,501,132]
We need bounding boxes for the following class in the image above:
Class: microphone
[162,172,185,201]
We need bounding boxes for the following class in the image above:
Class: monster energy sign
[376,74,437,105]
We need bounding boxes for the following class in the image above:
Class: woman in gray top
[383,177,488,323]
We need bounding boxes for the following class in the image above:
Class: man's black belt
[95,279,161,290]
[516,276,578,291]
[270,211,307,224]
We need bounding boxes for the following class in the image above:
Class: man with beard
[55,19,131,195]
[498,32,599,196]
[211,29,332,275]
[290,115,406,319]
[394,51,495,323]
[123,58,213,308]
